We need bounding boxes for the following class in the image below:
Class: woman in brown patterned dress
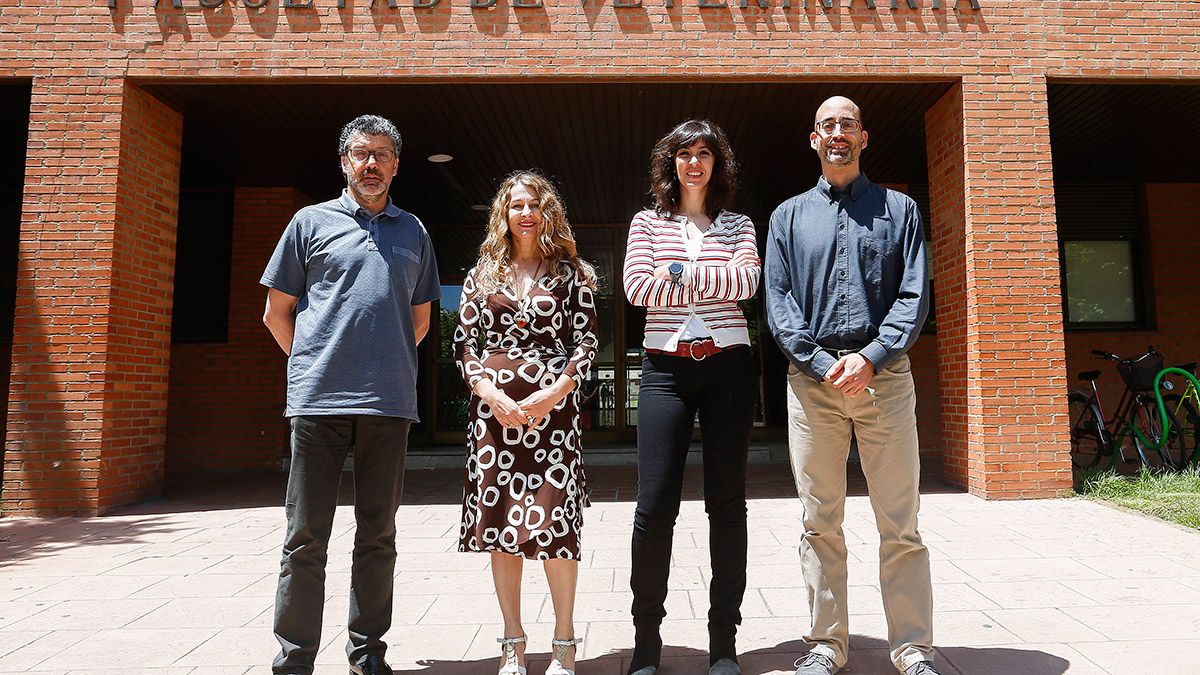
[455,170,598,675]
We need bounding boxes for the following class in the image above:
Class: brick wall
[2,81,182,516]
[3,1,1199,509]
[926,84,971,487]
[2,3,1199,83]
[96,85,184,511]
[0,343,9,468]
[165,188,311,471]
[965,75,1074,499]
[907,338,943,457]
[4,77,123,515]
[926,78,1075,499]
[1062,184,1200,410]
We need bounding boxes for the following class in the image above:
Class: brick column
[924,76,1073,499]
[3,78,182,516]
[166,188,310,471]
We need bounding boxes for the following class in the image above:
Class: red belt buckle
[688,340,710,361]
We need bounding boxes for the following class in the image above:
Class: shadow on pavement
[0,463,960,564]
[939,645,1073,674]
[146,461,960,512]
[389,637,1069,674]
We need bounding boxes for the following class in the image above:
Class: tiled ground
[2,464,1199,674]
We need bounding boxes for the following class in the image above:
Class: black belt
[822,348,859,359]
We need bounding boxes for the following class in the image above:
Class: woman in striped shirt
[622,119,760,675]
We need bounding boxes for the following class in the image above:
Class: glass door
[573,227,620,438]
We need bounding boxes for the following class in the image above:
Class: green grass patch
[1076,467,1200,530]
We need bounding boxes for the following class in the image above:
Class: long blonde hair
[474,170,597,294]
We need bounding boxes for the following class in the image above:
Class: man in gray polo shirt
[261,114,439,675]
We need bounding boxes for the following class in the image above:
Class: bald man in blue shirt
[765,97,939,675]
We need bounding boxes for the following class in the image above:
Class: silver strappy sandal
[545,637,582,675]
[497,635,527,675]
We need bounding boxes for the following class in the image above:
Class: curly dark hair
[648,119,739,219]
[338,114,401,156]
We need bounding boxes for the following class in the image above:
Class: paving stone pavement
[2,465,1199,675]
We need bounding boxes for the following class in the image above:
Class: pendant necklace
[512,259,545,330]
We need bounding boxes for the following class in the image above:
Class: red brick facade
[164,188,310,472]
[926,77,1076,499]
[925,83,971,489]
[4,81,181,514]
[0,344,9,465]
[3,1,1199,513]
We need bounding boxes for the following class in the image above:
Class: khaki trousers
[785,354,933,672]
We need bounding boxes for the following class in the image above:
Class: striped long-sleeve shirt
[622,208,761,351]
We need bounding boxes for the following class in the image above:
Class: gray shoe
[709,658,741,675]
[793,652,838,675]
[905,662,942,675]
[628,668,656,675]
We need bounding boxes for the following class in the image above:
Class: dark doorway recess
[149,81,951,228]
[171,186,235,343]
[1049,82,1200,183]
[155,80,950,450]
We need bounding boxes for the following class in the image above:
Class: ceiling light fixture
[427,153,453,163]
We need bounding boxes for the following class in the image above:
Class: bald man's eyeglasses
[815,117,862,136]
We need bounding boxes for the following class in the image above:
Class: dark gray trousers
[272,414,411,674]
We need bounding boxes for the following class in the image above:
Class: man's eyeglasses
[346,147,396,164]
[815,117,862,136]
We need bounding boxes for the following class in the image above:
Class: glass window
[1056,185,1145,328]
[1063,240,1137,324]
[435,283,472,432]
[438,285,463,360]
[625,360,642,428]
[575,227,617,430]
[580,365,617,431]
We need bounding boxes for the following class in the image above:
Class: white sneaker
[793,652,839,675]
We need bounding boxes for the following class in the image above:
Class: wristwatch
[668,261,684,287]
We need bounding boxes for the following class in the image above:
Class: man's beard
[350,170,388,198]
[824,143,859,166]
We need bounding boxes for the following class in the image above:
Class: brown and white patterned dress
[454,265,598,560]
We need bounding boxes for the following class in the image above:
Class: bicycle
[1156,361,1200,469]
[1068,347,1189,471]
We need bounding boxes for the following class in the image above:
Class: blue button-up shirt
[764,174,929,381]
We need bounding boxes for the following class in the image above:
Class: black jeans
[272,414,411,675]
[630,346,756,666]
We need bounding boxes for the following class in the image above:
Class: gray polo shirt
[261,190,440,419]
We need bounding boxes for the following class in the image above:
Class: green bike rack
[1112,367,1200,468]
